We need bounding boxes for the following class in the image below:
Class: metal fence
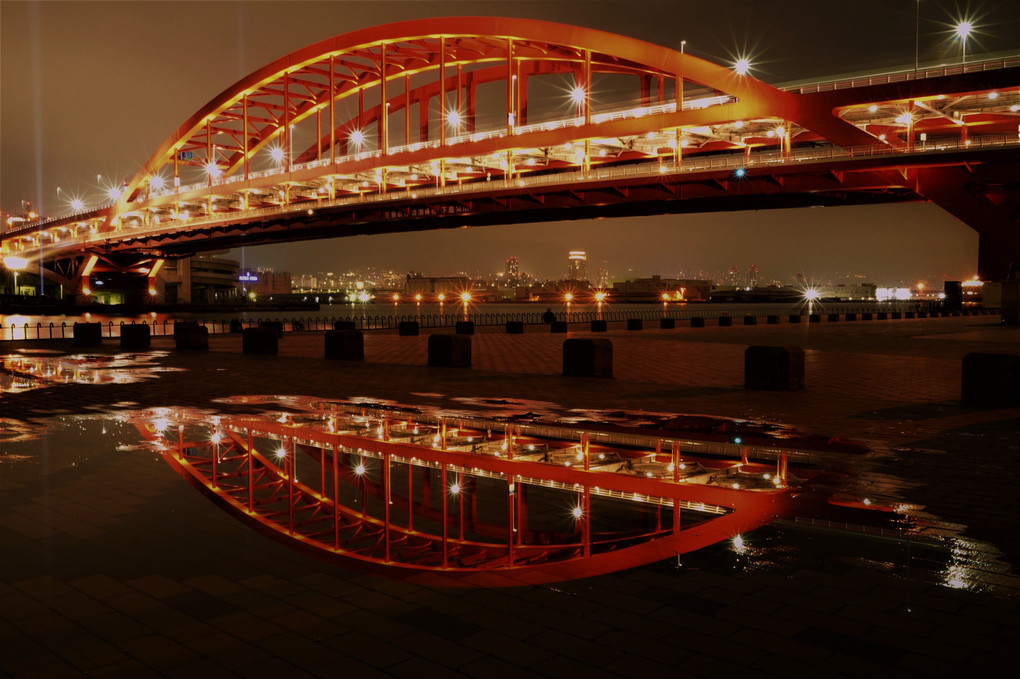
[0,301,981,341]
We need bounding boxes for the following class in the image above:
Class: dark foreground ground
[1,315,1018,677]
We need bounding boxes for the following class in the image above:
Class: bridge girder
[3,18,1019,284]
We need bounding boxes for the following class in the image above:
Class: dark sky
[3,1,1017,285]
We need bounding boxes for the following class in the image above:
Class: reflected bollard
[243,327,277,354]
[961,353,1020,406]
[73,322,102,348]
[324,330,363,360]
[428,334,471,368]
[745,345,805,390]
[120,324,151,350]
[563,338,613,378]
[175,325,209,351]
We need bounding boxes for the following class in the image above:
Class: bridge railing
[1,301,962,341]
[784,54,1020,93]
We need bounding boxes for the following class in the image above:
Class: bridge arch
[121,16,874,207]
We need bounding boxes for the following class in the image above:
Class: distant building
[727,266,741,287]
[568,251,588,282]
[403,274,471,297]
[254,269,293,297]
[746,265,760,288]
[611,275,711,302]
[505,256,519,285]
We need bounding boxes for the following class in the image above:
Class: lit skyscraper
[505,256,519,284]
[568,251,588,281]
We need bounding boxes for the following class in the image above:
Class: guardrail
[1,301,966,341]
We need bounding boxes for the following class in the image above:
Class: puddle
[0,398,1015,596]
[0,352,183,393]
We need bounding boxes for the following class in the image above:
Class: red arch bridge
[3,17,1019,298]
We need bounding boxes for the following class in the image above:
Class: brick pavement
[1,314,1018,677]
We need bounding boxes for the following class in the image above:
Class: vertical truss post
[407,457,414,532]
[456,63,463,137]
[506,38,515,135]
[333,443,340,549]
[211,427,217,487]
[320,441,326,496]
[384,452,391,562]
[672,441,681,532]
[582,487,591,557]
[404,73,411,147]
[288,437,295,535]
[507,478,515,566]
[329,56,335,165]
[243,94,250,180]
[380,42,388,156]
[458,471,465,540]
[441,463,449,568]
[284,73,291,172]
[440,36,447,148]
[248,428,254,512]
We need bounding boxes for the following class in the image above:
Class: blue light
[733,437,742,444]
[734,168,746,178]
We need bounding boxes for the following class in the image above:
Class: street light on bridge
[955,20,973,63]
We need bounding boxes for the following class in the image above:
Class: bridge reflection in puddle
[0,405,1014,594]
[133,398,802,587]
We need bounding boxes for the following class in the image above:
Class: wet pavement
[1,314,1018,677]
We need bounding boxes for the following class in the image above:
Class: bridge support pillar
[916,166,1020,281]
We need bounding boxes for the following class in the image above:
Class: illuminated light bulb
[572,506,583,519]
[733,535,744,550]
[276,447,287,459]
[270,147,285,162]
[355,463,366,475]
[350,130,365,146]
[733,120,744,129]
[734,58,751,76]
[988,91,998,100]
[450,482,460,495]
[106,187,122,201]
[868,105,878,113]
[447,110,462,127]
[71,199,85,211]
[570,86,586,105]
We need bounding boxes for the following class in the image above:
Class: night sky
[3,1,1018,285]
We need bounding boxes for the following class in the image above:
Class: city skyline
[3,1,1017,282]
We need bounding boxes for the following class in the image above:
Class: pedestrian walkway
[1,314,1017,677]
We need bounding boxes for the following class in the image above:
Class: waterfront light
[734,58,751,76]
[572,506,583,519]
[594,291,606,303]
[734,168,746,178]
[354,462,366,476]
[449,482,460,495]
[804,289,820,301]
